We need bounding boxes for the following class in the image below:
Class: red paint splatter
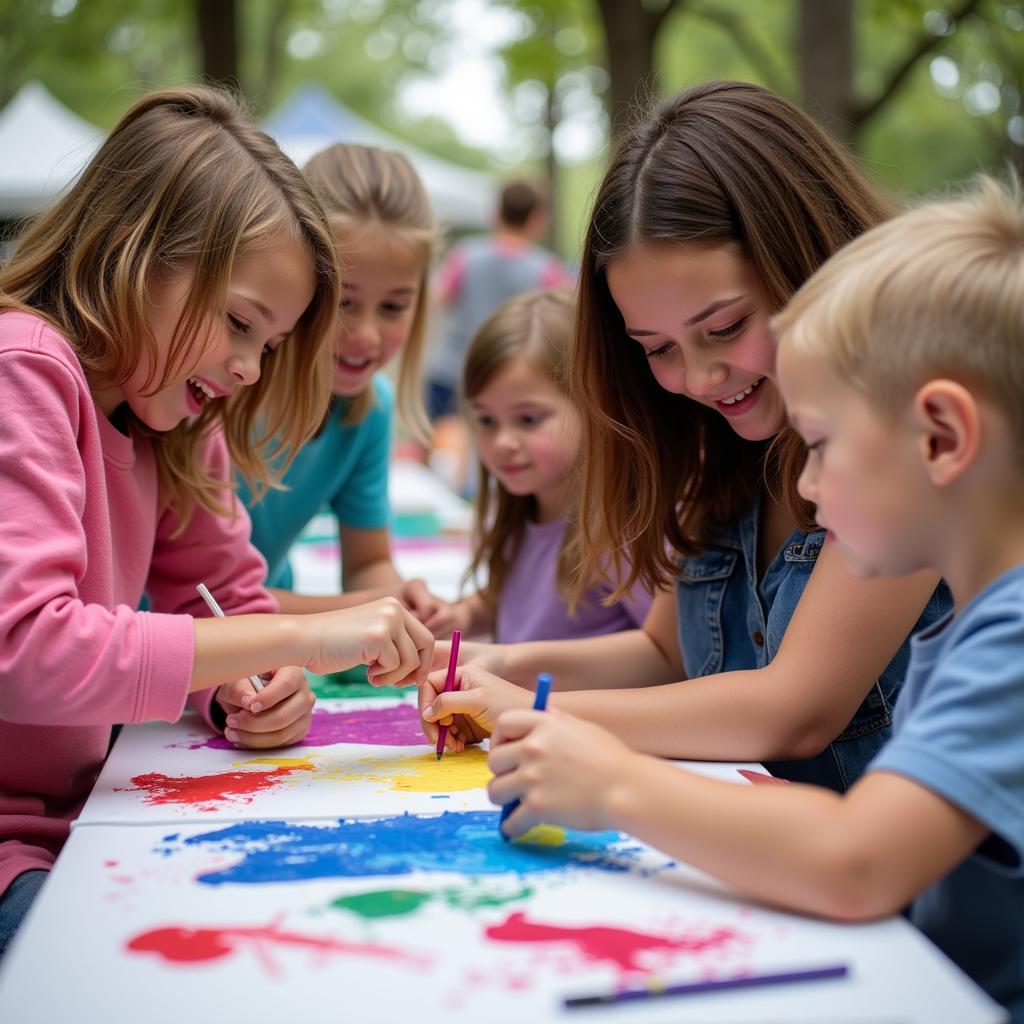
[485,912,743,974]
[126,918,429,975]
[116,763,314,811]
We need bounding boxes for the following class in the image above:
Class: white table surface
[0,462,1007,1023]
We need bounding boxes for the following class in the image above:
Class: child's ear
[913,379,979,487]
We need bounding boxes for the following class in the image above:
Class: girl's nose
[493,425,519,452]
[347,311,380,348]
[684,358,728,398]
[228,346,261,387]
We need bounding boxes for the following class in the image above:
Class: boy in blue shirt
[481,177,1024,1020]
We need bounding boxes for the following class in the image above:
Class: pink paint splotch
[485,911,747,976]
[180,704,425,751]
[126,918,429,976]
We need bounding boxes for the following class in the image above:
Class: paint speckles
[117,758,316,811]
[485,911,747,976]
[157,812,643,885]
[125,918,428,974]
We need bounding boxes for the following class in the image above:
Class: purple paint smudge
[181,704,426,750]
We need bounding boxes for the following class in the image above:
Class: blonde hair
[571,81,894,601]
[774,175,1024,453]
[462,288,582,610]
[0,86,339,528]
[303,143,438,442]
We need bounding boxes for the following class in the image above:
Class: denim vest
[675,495,953,792]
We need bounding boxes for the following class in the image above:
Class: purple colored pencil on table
[563,962,849,1009]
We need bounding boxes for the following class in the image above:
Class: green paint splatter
[442,883,533,910]
[331,889,434,919]
[330,883,532,920]
[308,669,415,700]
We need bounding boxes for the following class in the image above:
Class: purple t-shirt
[495,517,653,644]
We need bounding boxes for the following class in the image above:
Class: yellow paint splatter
[346,747,492,793]
[231,757,317,771]
[515,824,566,847]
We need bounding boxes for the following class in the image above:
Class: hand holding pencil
[487,699,634,838]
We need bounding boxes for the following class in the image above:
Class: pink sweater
[0,311,276,894]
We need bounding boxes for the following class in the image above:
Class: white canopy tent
[264,84,496,230]
[0,81,495,230]
[0,80,102,218]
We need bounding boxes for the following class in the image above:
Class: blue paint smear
[157,811,644,886]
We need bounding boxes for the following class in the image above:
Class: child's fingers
[422,688,488,724]
[429,640,453,672]
[490,708,545,749]
[240,666,307,713]
[226,715,311,750]
[499,800,537,840]
[487,762,526,807]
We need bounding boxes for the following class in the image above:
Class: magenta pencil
[435,629,461,761]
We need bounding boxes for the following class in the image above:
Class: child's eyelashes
[338,298,411,318]
[473,412,549,430]
[642,316,750,359]
[707,315,749,340]
[227,313,250,335]
[644,343,673,361]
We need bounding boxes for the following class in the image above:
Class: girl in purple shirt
[449,289,655,643]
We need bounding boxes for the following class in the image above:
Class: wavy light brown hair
[0,86,339,527]
[572,80,895,599]
[304,143,438,442]
[463,288,580,610]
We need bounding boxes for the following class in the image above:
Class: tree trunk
[194,0,240,93]
[797,0,856,148]
[595,0,668,140]
[544,82,560,254]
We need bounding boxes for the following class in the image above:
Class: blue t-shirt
[871,564,1024,1022]
[239,375,393,589]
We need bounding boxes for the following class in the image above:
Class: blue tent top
[264,84,385,142]
[264,85,495,228]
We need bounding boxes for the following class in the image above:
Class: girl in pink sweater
[0,87,433,957]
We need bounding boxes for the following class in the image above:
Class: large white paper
[0,817,1004,1024]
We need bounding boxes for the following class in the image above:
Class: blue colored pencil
[563,963,849,1009]
[498,672,552,839]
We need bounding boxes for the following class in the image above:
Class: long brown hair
[304,143,438,442]
[0,86,339,527]
[571,80,894,599]
[463,288,580,610]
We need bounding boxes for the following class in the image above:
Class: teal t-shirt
[239,375,393,589]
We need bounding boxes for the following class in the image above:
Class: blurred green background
[2,0,1022,258]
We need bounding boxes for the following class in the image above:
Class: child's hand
[302,598,434,686]
[429,637,506,675]
[419,664,531,751]
[488,710,633,838]
[399,579,461,638]
[215,666,315,749]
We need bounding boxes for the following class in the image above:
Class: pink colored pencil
[435,629,461,761]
